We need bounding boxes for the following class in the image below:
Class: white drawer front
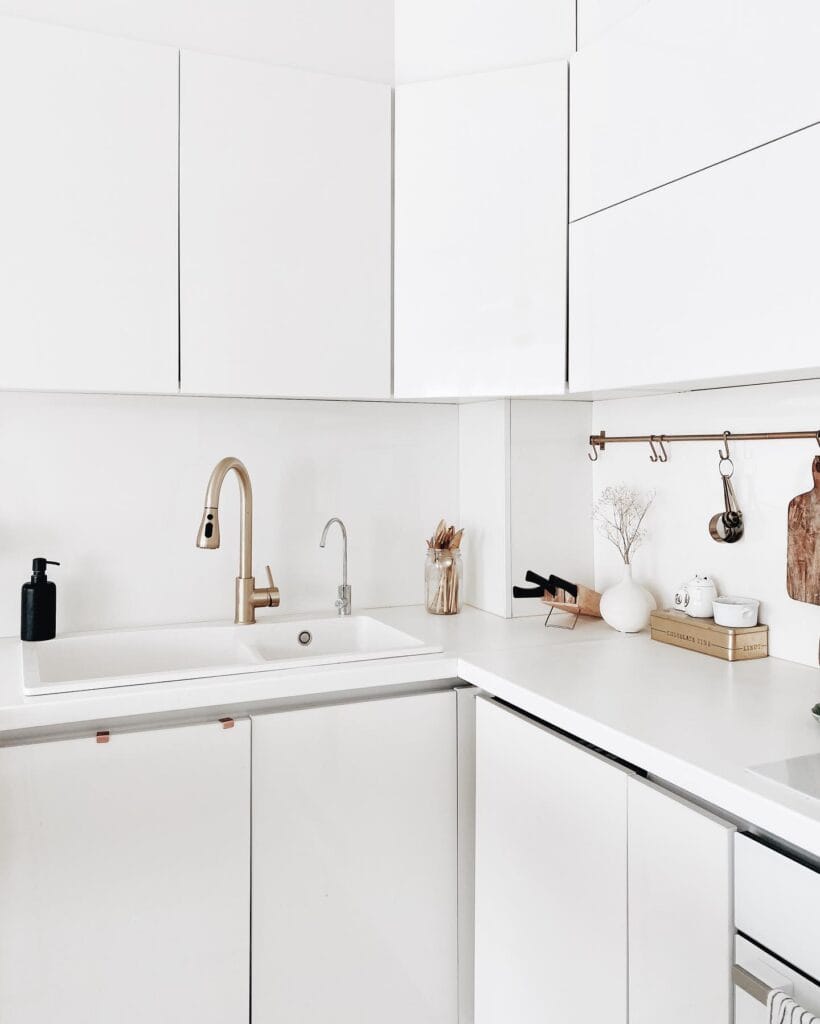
[735,935,820,1023]
[735,834,820,981]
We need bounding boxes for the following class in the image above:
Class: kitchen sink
[20,616,442,695]
[748,753,820,802]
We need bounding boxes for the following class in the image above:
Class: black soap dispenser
[21,558,60,641]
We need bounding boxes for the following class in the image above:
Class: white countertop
[1,605,819,858]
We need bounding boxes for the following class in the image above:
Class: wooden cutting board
[787,455,820,604]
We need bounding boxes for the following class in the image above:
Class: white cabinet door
[394,62,568,398]
[571,0,820,219]
[0,17,178,394]
[570,125,820,393]
[251,692,458,1024]
[0,719,250,1024]
[180,51,391,399]
[474,697,629,1024]
[628,778,735,1024]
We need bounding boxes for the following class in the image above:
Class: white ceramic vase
[600,563,657,633]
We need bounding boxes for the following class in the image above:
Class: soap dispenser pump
[21,558,60,641]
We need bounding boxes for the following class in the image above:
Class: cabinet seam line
[176,50,182,391]
[570,117,820,224]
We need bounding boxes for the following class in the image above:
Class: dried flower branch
[592,485,654,565]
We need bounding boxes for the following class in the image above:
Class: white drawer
[735,834,820,981]
[735,936,820,1023]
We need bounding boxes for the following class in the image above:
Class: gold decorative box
[650,608,768,662]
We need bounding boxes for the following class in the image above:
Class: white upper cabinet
[628,778,735,1024]
[0,719,250,1024]
[474,698,629,1023]
[570,125,820,393]
[180,50,392,399]
[571,0,820,219]
[0,17,178,394]
[394,62,568,398]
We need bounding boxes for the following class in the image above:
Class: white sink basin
[748,753,820,802]
[21,616,442,695]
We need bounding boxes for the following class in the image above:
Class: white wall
[0,0,577,83]
[0,392,458,635]
[511,401,594,617]
[0,0,395,81]
[458,401,510,618]
[458,399,595,620]
[592,379,820,667]
[576,0,649,48]
[394,0,575,82]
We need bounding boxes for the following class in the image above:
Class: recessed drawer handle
[733,964,775,1006]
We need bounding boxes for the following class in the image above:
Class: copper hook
[587,439,599,462]
[658,435,669,463]
[648,436,660,463]
[719,431,732,460]
[816,430,820,449]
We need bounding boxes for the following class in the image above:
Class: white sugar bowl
[712,596,759,628]
[673,574,718,618]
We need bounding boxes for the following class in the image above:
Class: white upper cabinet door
[0,17,178,393]
[180,51,391,399]
[570,125,820,393]
[628,778,735,1024]
[394,62,568,398]
[571,0,820,219]
[251,692,458,1024]
[474,697,629,1024]
[0,719,250,1024]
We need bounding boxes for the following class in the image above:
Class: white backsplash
[591,379,820,667]
[6,383,817,667]
[0,392,458,635]
[510,400,594,618]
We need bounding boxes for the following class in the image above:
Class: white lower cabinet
[0,719,251,1024]
[251,691,458,1024]
[474,698,738,1024]
[628,778,735,1024]
[474,697,630,1024]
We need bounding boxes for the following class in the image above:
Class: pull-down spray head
[196,507,221,549]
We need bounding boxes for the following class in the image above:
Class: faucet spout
[197,457,253,579]
[197,457,279,623]
[320,517,351,616]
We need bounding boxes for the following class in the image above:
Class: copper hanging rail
[588,428,820,461]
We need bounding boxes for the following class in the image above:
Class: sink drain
[297,630,313,647]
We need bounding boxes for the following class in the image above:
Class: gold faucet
[196,457,280,624]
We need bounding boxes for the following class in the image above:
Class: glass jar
[425,548,463,615]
